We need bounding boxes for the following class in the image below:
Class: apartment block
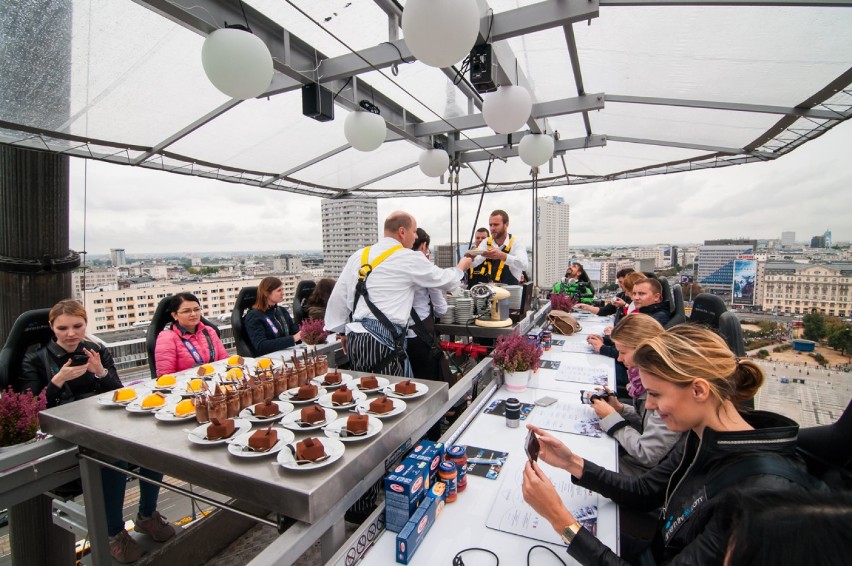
[321,198,378,277]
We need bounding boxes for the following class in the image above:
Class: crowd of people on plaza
[9,207,850,564]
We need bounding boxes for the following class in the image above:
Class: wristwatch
[560,520,582,546]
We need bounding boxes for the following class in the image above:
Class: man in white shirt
[469,209,528,285]
[325,211,471,377]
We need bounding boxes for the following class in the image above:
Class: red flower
[299,319,329,346]
[492,334,543,373]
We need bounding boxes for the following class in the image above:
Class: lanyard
[264,310,287,336]
[179,326,215,364]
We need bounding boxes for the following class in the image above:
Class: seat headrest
[689,293,727,328]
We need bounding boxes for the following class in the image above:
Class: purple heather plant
[550,293,578,312]
[299,318,329,346]
[0,387,47,447]
[492,334,543,373]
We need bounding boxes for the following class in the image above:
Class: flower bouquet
[299,318,329,346]
[550,292,578,312]
[0,387,47,447]
[492,334,543,374]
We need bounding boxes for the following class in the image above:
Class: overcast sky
[68,122,852,256]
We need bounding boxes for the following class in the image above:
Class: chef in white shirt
[325,211,470,378]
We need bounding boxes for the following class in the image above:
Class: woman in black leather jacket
[522,324,813,566]
[243,276,301,355]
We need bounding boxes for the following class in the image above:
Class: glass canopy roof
[1,0,850,199]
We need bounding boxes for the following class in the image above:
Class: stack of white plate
[454,297,474,323]
[440,305,455,323]
[506,285,523,310]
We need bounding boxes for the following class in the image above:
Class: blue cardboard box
[404,440,445,485]
[385,460,429,532]
[395,496,443,564]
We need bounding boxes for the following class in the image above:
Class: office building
[697,240,757,296]
[433,244,457,269]
[273,254,303,274]
[536,196,571,288]
[824,229,832,248]
[781,231,796,246]
[110,248,127,267]
[321,198,378,277]
[761,262,852,316]
[811,235,826,248]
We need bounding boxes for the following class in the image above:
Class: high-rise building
[811,235,826,248]
[110,248,127,267]
[697,240,757,296]
[781,231,796,246]
[824,229,832,248]
[433,244,457,269]
[320,198,378,277]
[536,196,570,288]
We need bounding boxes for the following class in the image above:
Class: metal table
[40,374,448,564]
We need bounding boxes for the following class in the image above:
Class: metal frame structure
[0,0,850,198]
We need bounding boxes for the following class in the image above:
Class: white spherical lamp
[482,85,533,135]
[202,27,274,100]
[401,0,480,68]
[519,134,555,167]
[344,111,387,152]
[418,148,450,177]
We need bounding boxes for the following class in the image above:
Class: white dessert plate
[382,381,429,399]
[316,390,367,410]
[279,407,338,431]
[187,418,252,445]
[98,389,141,407]
[126,393,181,414]
[154,403,198,422]
[323,416,383,442]
[227,427,295,459]
[239,400,294,423]
[353,398,407,419]
[311,373,353,389]
[281,387,327,404]
[353,376,390,393]
[277,437,345,470]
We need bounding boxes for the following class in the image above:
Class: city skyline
[67,122,852,255]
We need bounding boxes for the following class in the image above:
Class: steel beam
[606,94,843,120]
[607,135,774,158]
[413,93,605,137]
[460,134,606,163]
[563,25,593,135]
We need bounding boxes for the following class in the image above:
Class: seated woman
[18,300,175,563]
[243,276,301,356]
[154,292,228,376]
[522,325,812,566]
[552,262,595,304]
[305,278,335,321]
[590,314,684,476]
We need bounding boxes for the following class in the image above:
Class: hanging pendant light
[202,26,274,100]
[344,102,386,152]
[482,85,532,135]
[519,133,555,167]
[418,148,450,177]
[401,0,480,69]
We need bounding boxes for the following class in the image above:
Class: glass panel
[564,141,705,177]
[169,90,348,174]
[576,7,852,106]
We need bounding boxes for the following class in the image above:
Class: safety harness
[352,245,408,374]
[482,235,516,282]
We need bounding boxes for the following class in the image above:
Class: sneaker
[110,530,145,564]
[134,511,176,542]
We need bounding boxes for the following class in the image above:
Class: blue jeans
[101,462,163,536]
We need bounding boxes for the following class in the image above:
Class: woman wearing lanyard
[154,292,228,376]
[243,277,301,356]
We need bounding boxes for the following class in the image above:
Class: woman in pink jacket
[154,293,228,376]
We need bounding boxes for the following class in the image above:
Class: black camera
[580,389,614,405]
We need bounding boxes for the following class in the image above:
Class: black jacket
[638,301,672,327]
[18,340,122,408]
[243,306,299,356]
[567,411,811,566]
[597,291,630,317]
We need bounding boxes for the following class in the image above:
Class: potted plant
[550,293,577,312]
[299,318,329,346]
[492,334,543,392]
[0,387,46,450]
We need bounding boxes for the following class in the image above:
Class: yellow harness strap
[485,235,514,281]
[359,245,404,280]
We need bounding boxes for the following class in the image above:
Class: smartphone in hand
[69,353,90,367]
[525,429,540,462]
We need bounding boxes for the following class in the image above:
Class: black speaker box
[302,83,334,122]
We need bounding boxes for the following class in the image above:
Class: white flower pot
[503,369,531,392]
